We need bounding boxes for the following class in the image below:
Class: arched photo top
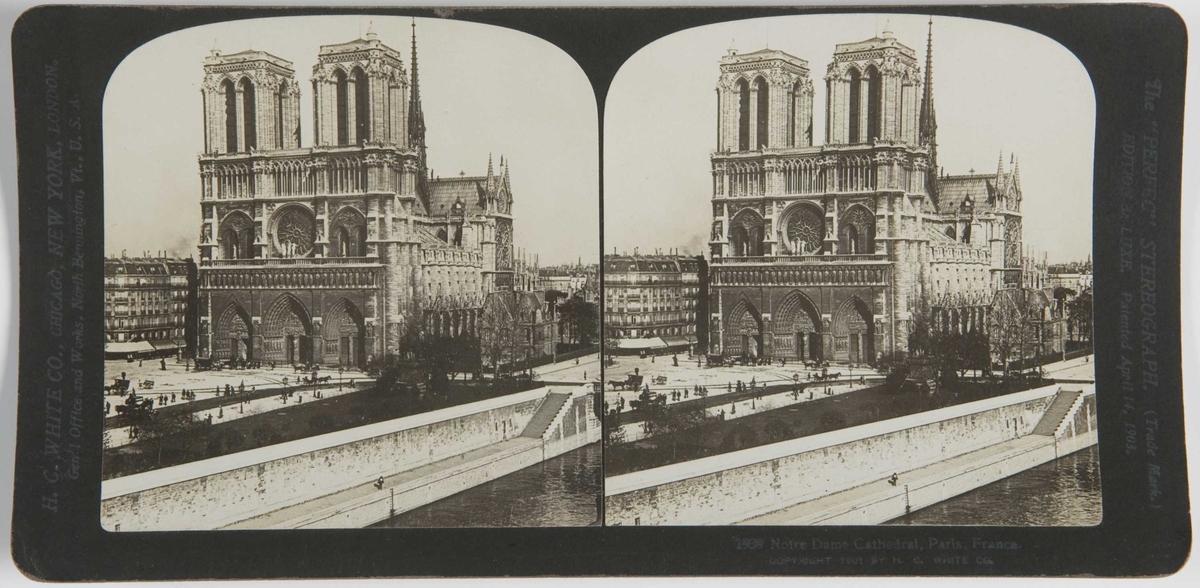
[605,13,1095,267]
[103,15,598,265]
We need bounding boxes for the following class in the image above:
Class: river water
[372,443,602,528]
[887,446,1103,526]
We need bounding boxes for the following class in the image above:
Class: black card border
[8,3,1191,580]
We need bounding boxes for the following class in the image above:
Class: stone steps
[1031,388,1083,437]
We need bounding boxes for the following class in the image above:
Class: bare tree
[989,289,1037,375]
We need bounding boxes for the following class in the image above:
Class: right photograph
[602,14,1098,526]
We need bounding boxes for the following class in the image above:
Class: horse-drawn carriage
[114,393,154,420]
[608,373,644,391]
[104,378,130,395]
[652,375,668,385]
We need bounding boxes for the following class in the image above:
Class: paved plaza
[536,353,601,384]
[603,354,881,408]
[1041,354,1095,382]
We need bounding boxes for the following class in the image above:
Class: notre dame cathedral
[195,23,521,368]
[708,21,1027,364]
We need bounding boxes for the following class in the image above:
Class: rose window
[273,207,316,258]
[784,206,824,254]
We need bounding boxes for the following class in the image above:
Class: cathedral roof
[415,227,450,247]
[935,174,997,214]
[924,226,959,243]
[427,176,490,217]
[833,35,917,60]
[721,48,810,72]
[204,49,295,76]
[317,36,404,64]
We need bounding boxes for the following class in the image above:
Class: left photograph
[99,15,602,531]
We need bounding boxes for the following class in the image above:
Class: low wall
[605,385,1065,526]
[102,388,549,531]
[543,390,603,459]
[274,440,548,529]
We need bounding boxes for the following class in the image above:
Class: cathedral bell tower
[715,47,814,153]
[201,47,301,155]
[824,24,922,146]
[310,23,411,148]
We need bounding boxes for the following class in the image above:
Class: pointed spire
[409,18,428,202]
[919,17,939,205]
[487,153,494,178]
[366,20,377,40]
[996,151,1005,178]
[1012,154,1022,191]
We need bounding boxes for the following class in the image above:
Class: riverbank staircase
[1031,388,1084,437]
[521,392,573,439]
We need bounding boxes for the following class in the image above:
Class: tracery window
[784,205,825,255]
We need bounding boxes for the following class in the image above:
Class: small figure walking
[374,476,385,490]
[888,473,899,486]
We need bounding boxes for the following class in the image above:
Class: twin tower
[715,24,929,153]
[199,24,422,156]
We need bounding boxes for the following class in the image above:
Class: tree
[138,411,202,467]
[630,387,669,437]
[480,296,519,378]
[559,294,599,347]
[989,289,1038,375]
[1067,288,1093,344]
[545,290,568,346]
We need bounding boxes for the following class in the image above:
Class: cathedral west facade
[708,22,1025,364]
[195,24,519,368]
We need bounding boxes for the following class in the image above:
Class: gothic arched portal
[725,298,763,359]
[214,301,252,361]
[324,298,366,369]
[832,296,875,364]
[263,293,314,365]
[774,291,823,361]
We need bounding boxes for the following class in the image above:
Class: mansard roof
[104,258,191,277]
[603,255,695,274]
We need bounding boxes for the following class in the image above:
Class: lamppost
[339,365,344,391]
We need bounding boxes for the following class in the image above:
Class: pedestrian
[160,358,166,371]
[218,407,223,418]
[731,403,736,414]
[105,401,110,415]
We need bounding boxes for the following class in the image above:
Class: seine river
[887,446,1103,526]
[372,443,602,528]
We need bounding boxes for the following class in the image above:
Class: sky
[604,13,1096,264]
[103,15,599,265]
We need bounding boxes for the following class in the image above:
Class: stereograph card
[5,2,1191,581]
